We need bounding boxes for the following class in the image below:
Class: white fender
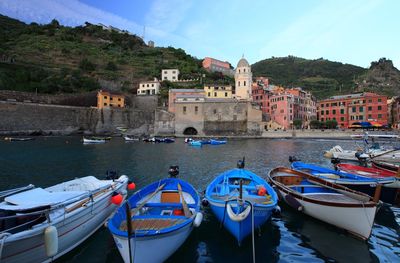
[193,212,203,227]
[226,203,251,222]
[44,226,58,257]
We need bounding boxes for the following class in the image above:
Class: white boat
[0,174,129,262]
[83,137,106,144]
[123,136,139,142]
[268,167,379,240]
[107,167,202,263]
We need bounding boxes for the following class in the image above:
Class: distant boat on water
[4,137,34,141]
[83,137,106,144]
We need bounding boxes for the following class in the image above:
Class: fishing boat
[268,167,379,240]
[205,159,278,245]
[0,173,129,262]
[189,140,202,147]
[124,136,139,142]
[161,138,175,143]
[372,160,400,173]
[107,166,202,263]
[210,139,227,145]
[4,137,35,142]
[336,163,397,178]
[83,137,106,144]
[291,161,399,205]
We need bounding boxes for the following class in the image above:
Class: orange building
[202,57,234,76]
[97,90,125,109]
[317,92,388,128]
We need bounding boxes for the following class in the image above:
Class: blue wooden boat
[205,159,278,245]
[200,139,211,144]
[189,140,202,146]
[291,161,399,205]
[108,166,203,263]
[210,139,226,145]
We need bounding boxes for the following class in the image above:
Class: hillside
[252,56,367,99]
[0,15,205,94]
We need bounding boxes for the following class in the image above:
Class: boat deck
[209,194,270,204]
[119,218,186,232]
[303,193,361,204]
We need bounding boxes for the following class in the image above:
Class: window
[352,107,356,113]
[164,77,167,80]
[321,111,324,115]
[340,109,344,114]
[195,106,198,114]
[225,92,228,97]
[243,69,246,73]
[332,109,336,114]
[378,114,382,118]
[213,109,217,114]
[368,114,372,119]
[325,110,329,115]
[378,106,382,110]
[172,71,176,74]
[368,106,372,111]
[340,117,345,121]
[183,106,186,114]
[238,81,240,86]
[214,92,217,97]
[359,115,363,120]
[104,103,107,106]
[147,84,149,87]
[172,76,176,79]
[152,84,154,87]
[238,69,241,73]
[118,98,121,101]
[378,98,382,102]
[321,118,324,122]
[104,96,107,99]
[208,92,211,97]
[244,81,246,86]
[359,107,363,112]
[326,103,330,107]
[164,71,167,74]
[320,104,324,107]
[368,99,372,103]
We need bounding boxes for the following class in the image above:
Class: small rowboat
[210,139,226,145]
[108,166,202,263]
[205,159,278,245]
[372,160,400,173]
[189,140,202,147]
[123,136,139,142]
[268,167,379,240]
[0,174,128,262]
[4,137,34,142]
[291,161,399,205]
[336,163,396,178]
[83,137,106,144]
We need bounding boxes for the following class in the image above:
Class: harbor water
[0,137,399,262]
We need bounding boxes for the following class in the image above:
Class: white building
[162,69,179,82]
[137,79,161,95]
[234,57,252,100]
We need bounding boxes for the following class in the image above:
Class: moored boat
[4,137,35,142]
[291,161,399,205]
[210,139,227,145]
[336,163,397,178]
[205,159,278,245]
[0,173,129,262]
[107,166,202,263]
[123,136,139,142]
[189,140,202,147]
[83,137,106,144]
[268,167,379,240]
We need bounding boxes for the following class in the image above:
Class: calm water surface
[0,137,399,262]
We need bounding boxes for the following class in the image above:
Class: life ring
[226,203,251,222]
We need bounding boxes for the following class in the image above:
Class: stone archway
[183,127,198,135]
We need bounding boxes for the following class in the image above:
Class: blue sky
[1,0,399,68]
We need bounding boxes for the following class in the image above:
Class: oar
[130,183,166,215]
[177,183,191,217]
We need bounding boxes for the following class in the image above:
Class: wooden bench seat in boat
[119,218,186,231]
[209,194,271,204]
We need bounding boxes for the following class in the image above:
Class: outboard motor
[237,157,245,169]
[168,165,179,178]
[106,170,119,181]
[288,156,300,163]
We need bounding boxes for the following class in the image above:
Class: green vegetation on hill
[252,56,367,99]
[0,15,206,94]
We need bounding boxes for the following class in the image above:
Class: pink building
[168,89,205,113]
[202,57,234,76]
[270,93,294,129]
[252,77,271,120]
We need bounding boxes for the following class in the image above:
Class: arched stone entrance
[183,127,198,135]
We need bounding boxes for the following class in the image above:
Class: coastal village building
[202,57,234,76]
[317,92,388,128]
[97,90,125,109]
[235,57,253,100]
[204,85,233,99]
[162,69,179,82]
[137,79,160,95]
[389,97,400,129]
[168,89,204,113]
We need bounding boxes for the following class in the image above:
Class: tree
[79,58,96,71]
[310,120,321,129]
[325,119,338,129]
[293,119,302,129]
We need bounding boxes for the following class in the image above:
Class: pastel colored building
[251,77,271,120]
[202,57,234,76]
[204,85,233,99]
[168,89,205,113]
[97,90,125,109]
[317,92,388,128]
[235,57,253,100]
[162,69,179,82]
[137,79,160,95]
[269,93,295,129]
[390,97,400,128]
[286,88,317,127]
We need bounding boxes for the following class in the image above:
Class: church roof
[237,57,250,67]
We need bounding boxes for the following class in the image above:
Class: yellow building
[97,90,125,109]
[204,85,233,99]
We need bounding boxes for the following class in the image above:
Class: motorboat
[124,136,139,142]
[0,173,129,262]
[83,137,106,144]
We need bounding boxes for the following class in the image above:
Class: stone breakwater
[0,100,155,136]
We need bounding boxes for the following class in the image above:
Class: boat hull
[208,200,273,244]
[1,181,127,263]
[112,222,193,263]
[276,189,376,239]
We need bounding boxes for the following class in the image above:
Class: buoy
[111,192,123,205]
[285,194,303,211]
[127,181,136,191]
[257,187,267,196]
[44,226,58,257]
[193,212,203,227]
[173,209,184,216]
[201,198,209,207]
